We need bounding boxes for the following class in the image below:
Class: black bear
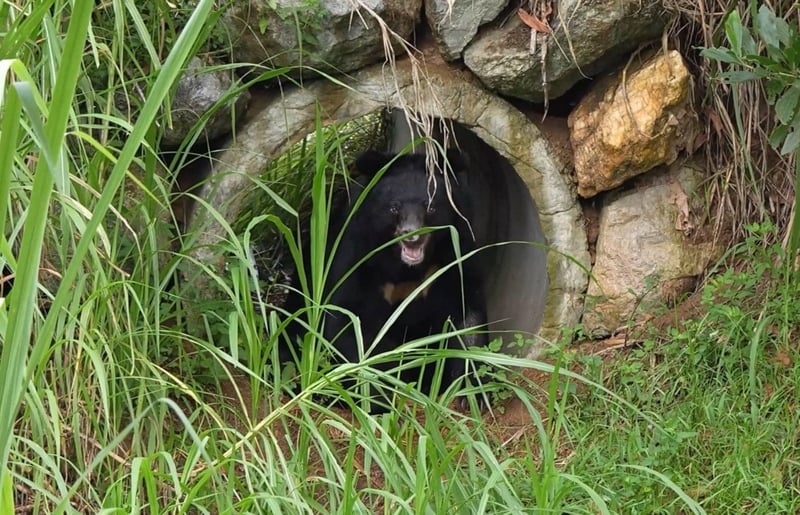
[284,149,487,412]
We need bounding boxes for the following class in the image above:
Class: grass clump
[0,1,608,508]
[666,1,799,245]
[566,224,800,513]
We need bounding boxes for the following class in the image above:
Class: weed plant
[665,1,799,245]
[700,4,800,252]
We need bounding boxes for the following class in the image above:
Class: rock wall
[162,0,721,348]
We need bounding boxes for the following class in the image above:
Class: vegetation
[699,3,800,250]
[565,225,800,512]
[667,0,799,244]
[0,1,798,513]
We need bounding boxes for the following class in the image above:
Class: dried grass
[348,0,453,162]
[349,0,469,224]
[664,0,797,245]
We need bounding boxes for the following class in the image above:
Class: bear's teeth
[404,234,420,243]
[401,244,424,265]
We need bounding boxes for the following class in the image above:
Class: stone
[185,61,590,349]
[463,0,667,102]
[160,57,251,147]
[425,0,508,61]
[569,50,699,198]
[582,159,722,337]
[223,0,421,78]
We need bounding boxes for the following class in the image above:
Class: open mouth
[399,233,429,266]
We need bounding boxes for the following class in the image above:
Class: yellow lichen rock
[569,50,698,198]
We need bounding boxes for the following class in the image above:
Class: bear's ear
[353,150,393,177]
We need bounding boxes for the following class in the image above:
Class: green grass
[564,227,800,513]
[1,1,798,513]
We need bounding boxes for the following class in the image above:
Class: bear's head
[352,150,468,267]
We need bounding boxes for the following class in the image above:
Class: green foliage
[1,0,218,507]
[1,469,11,513]
[701,3,800,253]
[0,1,708,512]
[568,225,800,513]
[88,0,232,86]
[702,5,800,155]
[260,0,328,47]
[1,0,96,489]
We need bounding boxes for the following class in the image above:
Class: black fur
[283,150,487,412]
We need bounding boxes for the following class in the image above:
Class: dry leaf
[670,178,693,234]
[706,107,722,136]
[518,8,550,33]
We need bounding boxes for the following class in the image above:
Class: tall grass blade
[789,158,800,253]
[32,0,215,365]
[0,67,21,265]
[0,467,11,512]
[0,0,93,485]
[0,0,216,498]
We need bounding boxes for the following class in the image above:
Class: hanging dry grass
[664,0,798,245]
[347,0,454,159]
[347,0,468,219]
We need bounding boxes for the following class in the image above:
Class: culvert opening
[385,112,548,348]
[188,61,589,351]
[232,109,548,351]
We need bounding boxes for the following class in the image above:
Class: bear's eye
[389,201,400,214]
